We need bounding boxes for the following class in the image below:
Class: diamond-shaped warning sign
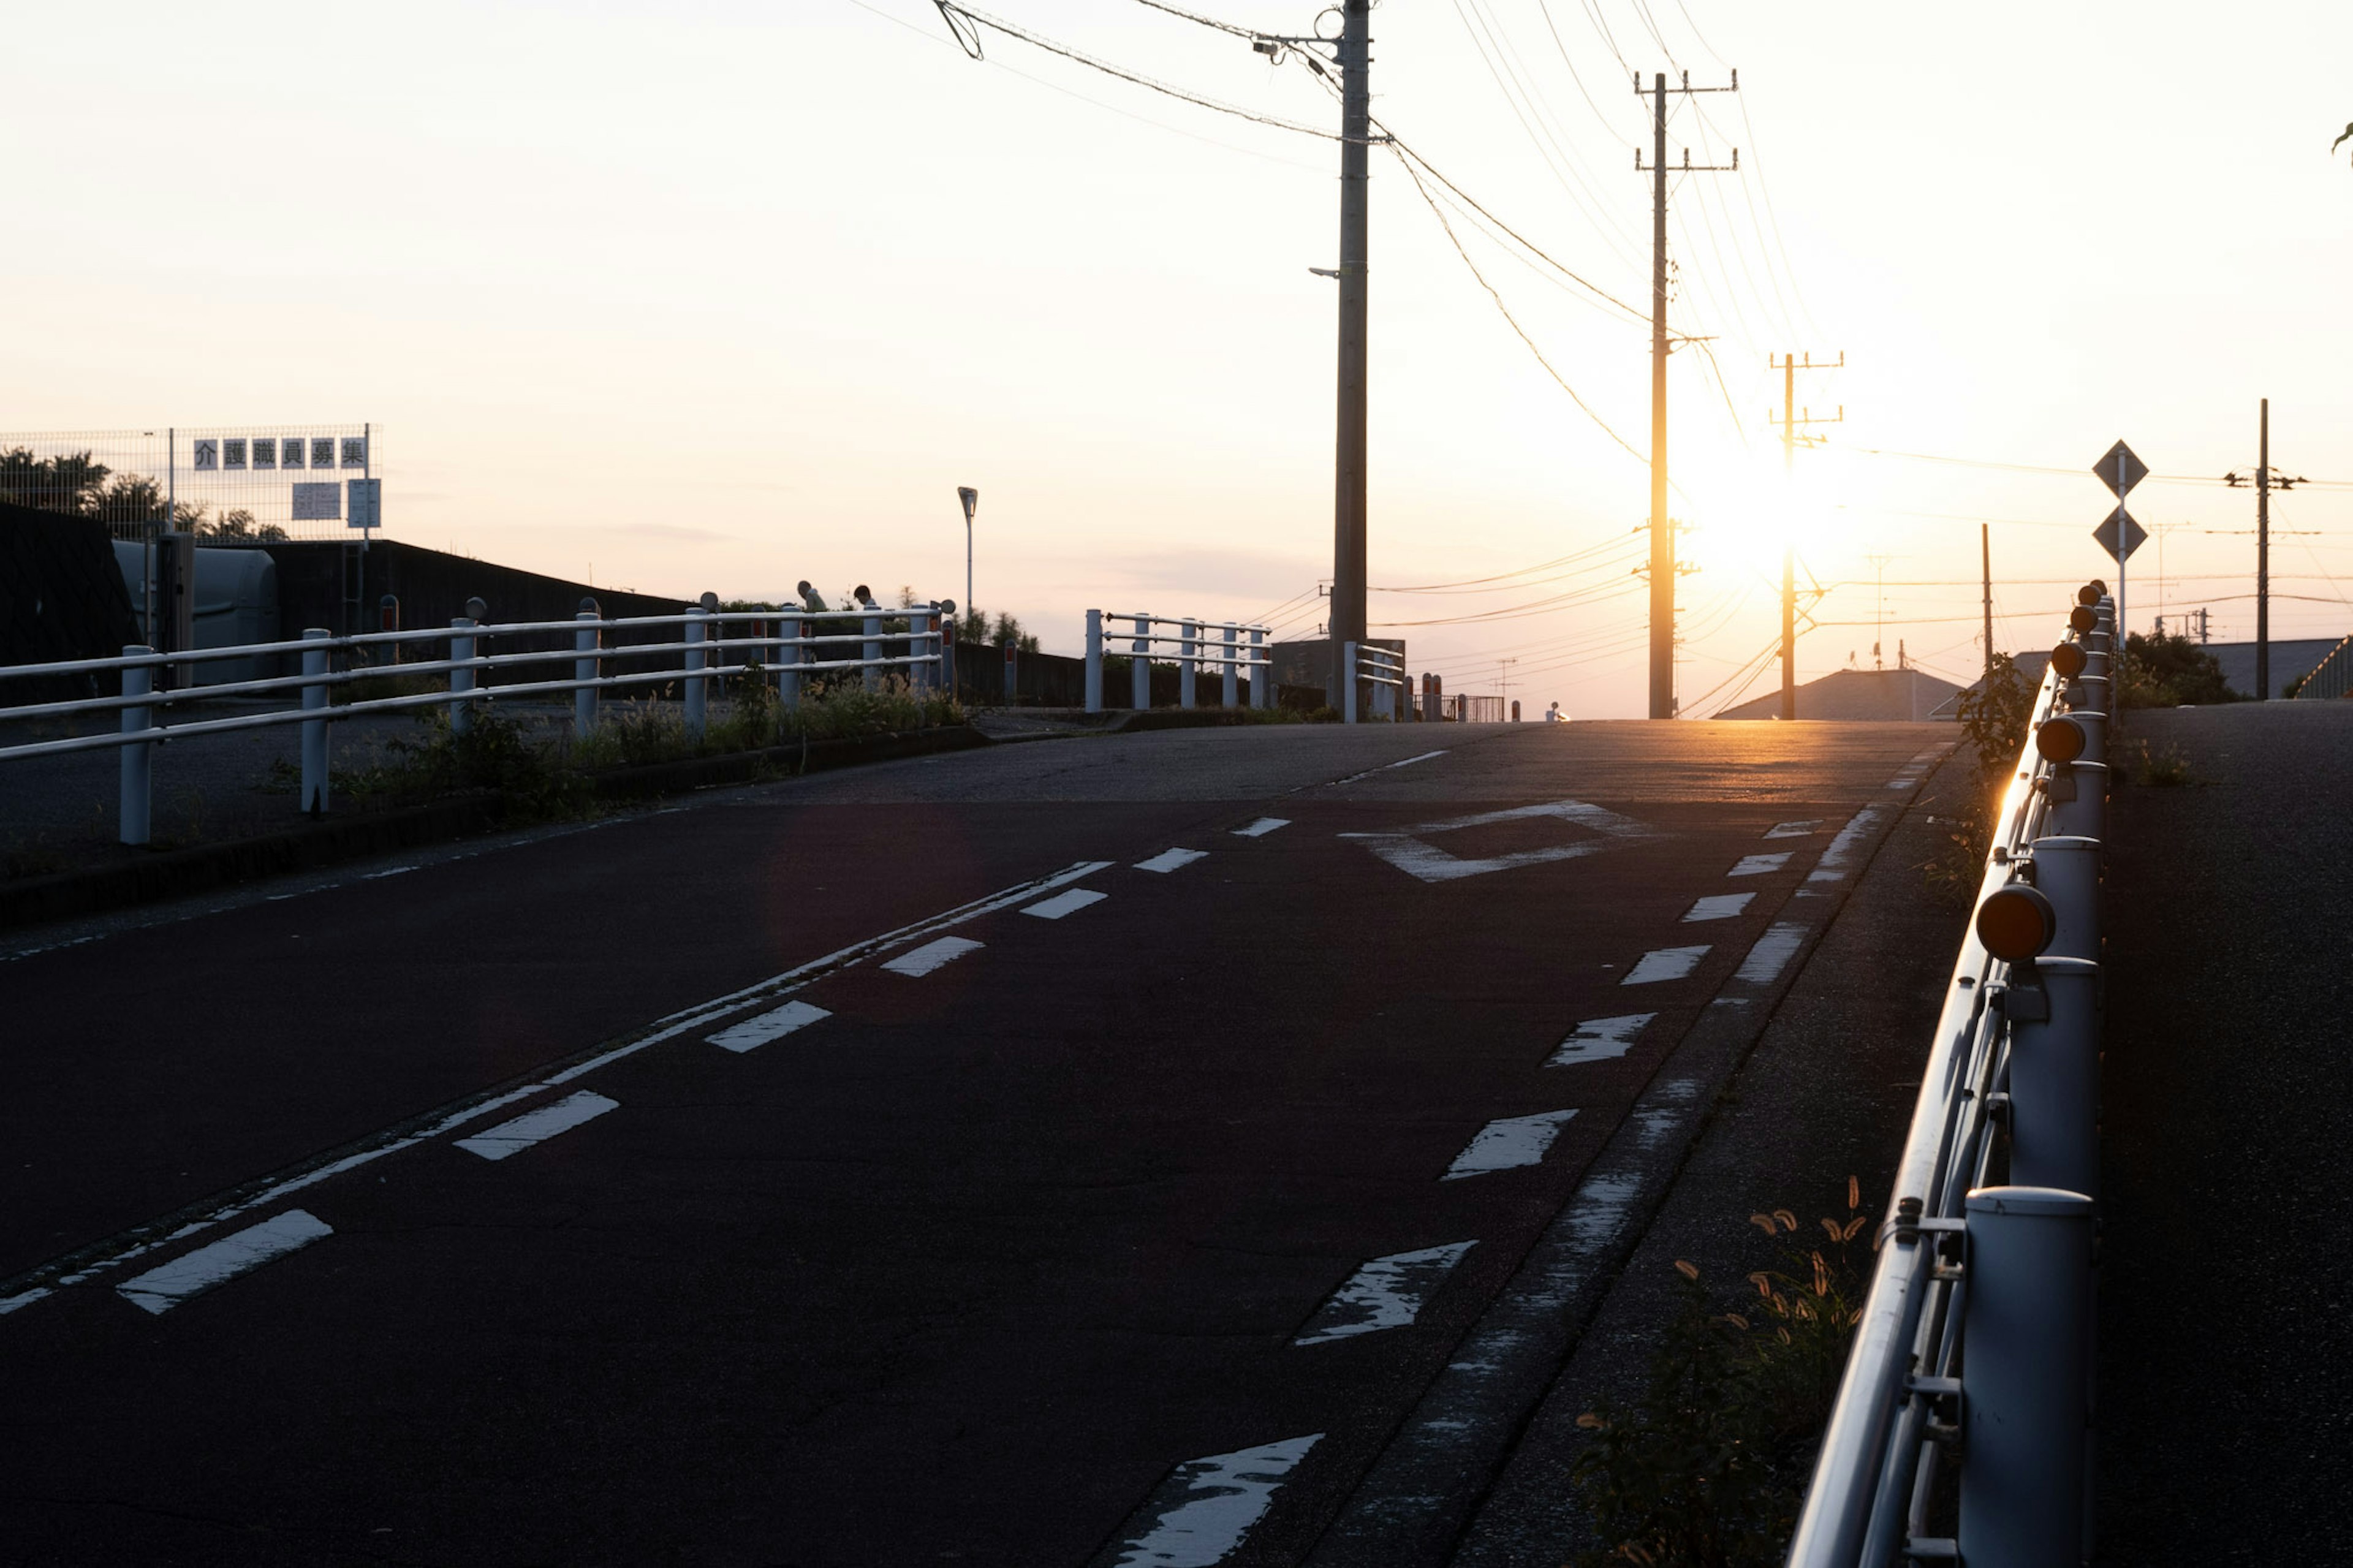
[2093,505,2147,562]
[2094,441,2147,498]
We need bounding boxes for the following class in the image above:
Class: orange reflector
[2088,578,2108,596]
[2037,716,2087,763]
[2076,585,2101,607]
[1977,884,2056,962]
[2051,643,2088,678]
[2069,605,2097,634]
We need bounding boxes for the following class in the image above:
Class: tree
[2118,631,2238,706]
[0,447,112,513]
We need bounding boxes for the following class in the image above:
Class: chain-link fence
[0,425,381,544]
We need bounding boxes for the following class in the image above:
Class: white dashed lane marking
[1330,749,1450,786]
[1232,817,1290,838]
[1727,852,1792,877]
[1623,945,1709,985]
[1099,1434,1323,1567]
[882,936,985,977]
[1764,820,1822,838]
[707,1000,830,1053]
[1734,923,1809,986]
[1444,1111,1578,1180]
[1023,888,1108,920]
[1807,806,1884,884]
[455,1090,620,1162]
[1294,1243,1477,1344]
[1548,1013,1654,1067]
[1681,893,1754,923]
[1135,848,1208,874]
[116,1210,333,1316]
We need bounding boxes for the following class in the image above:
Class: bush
[2116,632,2238,708]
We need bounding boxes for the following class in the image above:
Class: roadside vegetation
[2115,632,2238,708]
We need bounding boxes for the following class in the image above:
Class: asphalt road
[0,719,1953,1566]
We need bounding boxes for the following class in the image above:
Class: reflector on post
[2036,716,2088,765]
[2068,605,2098,634]
[2051,643,2088,680]
[2075,585,2102,607]
[1976,882,2058,963]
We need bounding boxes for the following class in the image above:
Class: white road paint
[1444,1111,1578,1180]
[1233,817,1290,838]
[1884,744,1950,789]
[883,936,985,976]
[1735,923,1809,986]
[1623,945,1709,985]
[1807,806,1884,883]
[1107,1434,1324,1566]
[1023,888,1108,920]
[1764,820,1822,839]
[1727,852,1792,877]
[1294,1243,1478,1344]
[1547,1013,1654,1067]
[707,999,830,1053]
[1681,893,1754,923]
[1135,848,1208,874]
[455,1089,620,1161]
[116,1210,333,1315]
[1329,748,1450,786]
[360,864,417,881]
[1343,799,1661,884]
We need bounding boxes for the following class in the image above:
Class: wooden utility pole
[1328,0,1370,708]
[2257,398,2270,701]
[1637,69,1738,719]
[1771,350,1840,719]
[1981,524,1993,676]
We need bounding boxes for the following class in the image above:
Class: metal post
[1222,623,1238,708]
[1180,620,1198,709]
[862,608,882,694]
[1344,642,1360,724]
[911,606,932,695]
[1329,0,1371,711]
[782,615,805,713]
[119,647,153,846]
[449,616,476,736]
[2029,835,2102,963]
[1646,72,1673,719]
[1958,1186,2094,1568]
[685,607,709,740]
[2257,398,2271,700]
[1085,609,1104,713]
[2007,958,2102,1200]
[300,628,331,814]
[575,600,601,735]
[1250,627,1267,709]
[1132,614,1150,711]
[935,603,951,695]
[2052,760,2107,840]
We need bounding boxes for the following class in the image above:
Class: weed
[1917,799,1992,907]
[4,834,68,880]
[2115,737,2191,788]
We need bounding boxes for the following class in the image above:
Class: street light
[957,486,978,633]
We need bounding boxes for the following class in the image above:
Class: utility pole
[1770,350,1841,719]
[1636,68,1738,719]
[1866,553,1893,669]
[1981,524,1993,676]
[1326,0,1371,710]
[2257,398,2270,700]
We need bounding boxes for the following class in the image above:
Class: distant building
[1718,666,1962,722]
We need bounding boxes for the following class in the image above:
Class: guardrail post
[2007,956,2102,1200]
[1222,624,1238,708]
[2052,760,2107,839]
[119,646,153,846]
[575,599,601,735]
[782,615,805,712]
[378,594,400,666]
[685,605,709,740]
[1343,642,1360,724]
[1085,610,1104,713]
[1132,614,1150,711]
[1180,621,1197,708]
[449,616,477,736]
[1959,1186,2094,1568]
[300,627,331,815]
[909,605,932,695]
[2029,835,2101,961]
[1251,627,1268,709]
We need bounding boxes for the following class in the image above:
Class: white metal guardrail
[1082,610,1272,714]
[1342,640,1404,724]
[0,599,947,846]
[1787,584,2117,1568]
[2290,630,2353,700]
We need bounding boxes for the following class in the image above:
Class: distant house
[1717,665,1963,722]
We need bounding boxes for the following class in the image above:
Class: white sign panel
[346,478,381,530]
[291,482,342,521]
[192,439,219,471]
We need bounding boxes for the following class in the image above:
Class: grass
[2118,737,2192,788]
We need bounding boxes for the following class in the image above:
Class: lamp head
[957,486,978,523]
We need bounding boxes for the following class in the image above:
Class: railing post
[1251,627,1268,710]
[1959,1186,2094,1568]
[685,604,709,741]
[449,616,477,736]
[1343,642,1360,724]
[2029,835,2101,961]
[862,607,883,693]
[119,646,153,846]
[377,594,400,667]
[300,627,331,815]
[783,615,805,712]
[2052,760,2107,840]
[575,598,601,735]
[1222,624,1238,708]
[1180,620,1197,709]
[2007,956,2102,1200]
[1132,614,1150,710]
[910,605,932,695]
[1085,609,1104,713]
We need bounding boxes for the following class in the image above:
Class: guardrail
[0,597,947,847]
[1787,584,2116,1568]
[1343,640,1405,723]
[2290,631,2353,700]
[1082,610,1272,714]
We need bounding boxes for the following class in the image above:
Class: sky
[6,1,2351,713]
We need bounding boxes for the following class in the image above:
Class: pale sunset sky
[7,1,2350,713]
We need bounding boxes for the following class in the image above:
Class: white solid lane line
[1294,1243,1477,1345]
[1735,923,1809,986]
[882,936,984,977]
[1135,847,1208,874]
[708,1000,830,1053]
[1444,1111,1578,1180]
[1330,748,1452,786]
[1623,945,1709,985]
[1727,852,1792,877]
[1023,888,1108,920]
[1547,1013,1654,1067]
[1807,806,1883,883]
[1104,1434,1324,1567]
[455,1090,620,1162]
[1681,893,1754,923]
[1764,820,1822,838]
[1232,817,1290,838]
[116,1210,333,1316]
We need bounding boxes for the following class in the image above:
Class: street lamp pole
[957,486,978,631]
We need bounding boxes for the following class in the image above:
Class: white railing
[1342,640,1405,723]
[1787,587,2116,1566]
[1082,610,1272,713]
[0,600,948,846]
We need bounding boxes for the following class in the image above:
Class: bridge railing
[1342,640,1405,723]
[2290,631,2353,700]
[1787,586,2116,1567]
[0,600,947,846]
[1082,610,1272,713]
